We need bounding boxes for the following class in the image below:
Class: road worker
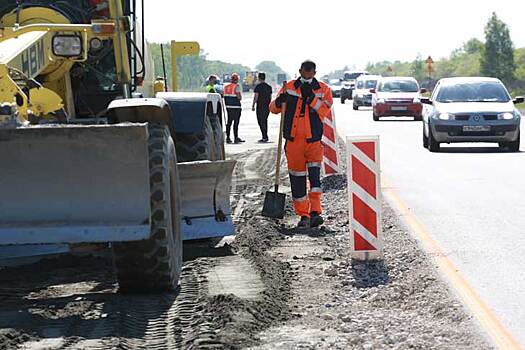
[270,60,333,228]
[224,73,244,144]
[252,72,273,142]
[205,75,218,93]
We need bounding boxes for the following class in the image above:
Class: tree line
[149,43,287,91]
[336,13,525,95]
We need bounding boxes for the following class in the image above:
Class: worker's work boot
[226,137,232,144]
[234,138,245,144]
[297,216,310,229]
[310,212,324,228]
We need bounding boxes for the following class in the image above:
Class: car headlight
[377,98,385,104]
[53,35,83,57]
[437,113,453,120]
[413,97,421,103]
[498,112,515,120]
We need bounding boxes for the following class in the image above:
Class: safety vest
[206,84,216,93]
[270,78,332,143]
[224,83,241,108]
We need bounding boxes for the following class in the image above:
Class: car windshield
[329,79,341,86]
[344,72,365,80]
[378,80,419,92]
[365,80,377,89]
[436,81,511,103]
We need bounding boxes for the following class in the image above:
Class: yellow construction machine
[242,70,258,92]
[0,0,235,292]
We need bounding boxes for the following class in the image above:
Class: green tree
[149,42,250,91]
[255,61,288,83]
[411,54,425,81]
[463,38,484,54]
[480,12,516,84]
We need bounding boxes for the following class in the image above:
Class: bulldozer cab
[0,0,153,119]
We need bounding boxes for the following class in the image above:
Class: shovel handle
[274,81,286,189]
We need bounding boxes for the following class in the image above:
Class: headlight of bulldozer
[52,35,83,57]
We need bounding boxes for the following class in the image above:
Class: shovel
[262,82,287,219]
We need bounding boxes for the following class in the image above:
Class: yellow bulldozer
[242,70,258,92]
[0,0,235,292]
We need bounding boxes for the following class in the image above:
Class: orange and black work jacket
[270,78,333,143]
[224,83,241,109]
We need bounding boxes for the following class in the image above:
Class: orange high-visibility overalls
[270,78,333,217]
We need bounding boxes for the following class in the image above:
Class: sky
[144,0,525,76]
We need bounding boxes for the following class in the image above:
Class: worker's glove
[300,83,314,102]
[275,92,288,106]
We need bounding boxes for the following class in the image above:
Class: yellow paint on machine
[381,176,522,350]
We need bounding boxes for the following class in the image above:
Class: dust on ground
[0,143,491,349]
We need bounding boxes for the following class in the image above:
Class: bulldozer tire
[113,124,183,293]
[209,114,225,160]
[174,116,217,162]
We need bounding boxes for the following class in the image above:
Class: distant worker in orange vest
[270,60,333,228]
[224,73,244,144]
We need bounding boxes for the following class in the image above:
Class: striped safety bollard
[346,135,383,260]
[321,107,341,175]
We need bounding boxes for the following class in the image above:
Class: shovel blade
[262,190,286,219]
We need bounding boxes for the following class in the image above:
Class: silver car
[422,77,523,152]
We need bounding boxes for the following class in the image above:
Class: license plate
[462,125,491,132]
[391,106,407,111]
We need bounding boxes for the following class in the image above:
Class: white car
[353,75,381,110]
[422,77,523,152]
[340,70,368,103]
[329,78,342,98]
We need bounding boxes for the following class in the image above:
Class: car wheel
[341,97,345,104]
[353,103,358,111]
[428,124,440,152]
[414,115,423,121]
[507,130,520,152]
[373,112,379,121]
[422,125,429,148]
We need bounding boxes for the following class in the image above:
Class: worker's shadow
[350,259,390,288]
[278,225,336,238]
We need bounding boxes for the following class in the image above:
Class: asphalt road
[333,102,525,346]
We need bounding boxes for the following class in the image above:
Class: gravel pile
[246,141,492,349]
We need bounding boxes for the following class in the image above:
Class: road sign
[321,107,341,175]
[425,56,434,78]
[171,41,200,91]
[346,136,382,260]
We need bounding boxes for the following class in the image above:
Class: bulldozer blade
[0,123,152,245]
[178,160,236,240]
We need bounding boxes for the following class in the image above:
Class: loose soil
[0,142,491,349]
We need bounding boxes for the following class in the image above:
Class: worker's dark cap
[300,60,316,71]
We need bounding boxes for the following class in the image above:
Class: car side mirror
[420,88,428,94]
[513,96,524,104]
[369,88,376,94]
[420,97,432,105]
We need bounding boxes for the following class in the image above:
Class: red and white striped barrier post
[346,135,383,260]
[321,107,341,176]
